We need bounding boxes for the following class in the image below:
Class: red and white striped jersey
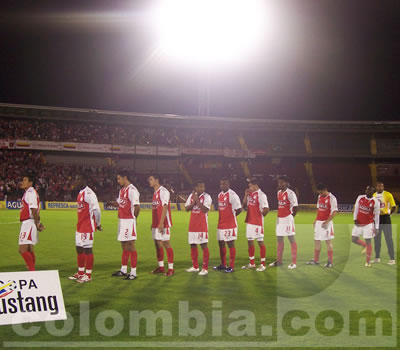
[20,187,40,222]
[316,193,338,221]
[217,189,241,229]
[245,189,269,226]
[77,186,100,233]
[152,186,172,228]
[185,192,212,232]
[353,195,380,228]
[277,189,298,218]
[117,184,140,219]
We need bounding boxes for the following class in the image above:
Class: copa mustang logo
[0,279,59,316]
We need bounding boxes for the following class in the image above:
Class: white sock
[158,261,164,267]
[78,267,85,272]
[121,265,127,274]
[130,268,137,276]
[86,269,92,275]
[168,263,174,270]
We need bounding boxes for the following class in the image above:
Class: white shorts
[276,215,296,236]
[246,224,264,241]
[152,227,171,241]
[352,223,375,239]
[188,232,209,245]
[75,231,94,248]
[314,220,334,241]
[117,218,137,242]
[217,228,238,242]
[19,220,38,245]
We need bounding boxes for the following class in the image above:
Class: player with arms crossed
[185,180,212,276]
[307,183,338,268]
[241,177,269,272]
[112,170,140,280]
[213,177,242,273]
[18,172,44,271]
[69,174,102,283]
[270,176,298,269]
[351,186,380,267]
[148,174,174,277]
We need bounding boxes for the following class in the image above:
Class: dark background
[1,0,399,121]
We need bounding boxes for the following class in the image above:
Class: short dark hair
[118,169,131,181]
[277,175,289,183]
[23,171,36,186]
[376,180,384,185]
[148,174,161,182]
[194,179,205,187]
[220,177,230,183]
[247,177,259,186]
[317,183,327,191]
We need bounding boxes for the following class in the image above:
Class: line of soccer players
[16,171,396,282]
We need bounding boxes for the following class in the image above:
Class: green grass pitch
[0,209,398,349]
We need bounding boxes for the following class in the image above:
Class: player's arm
[89,192,102,231]
[374,200,380,230]
[134,205,140,218]
[353,197,360,226]
[198,195,211,214]
[131,189,140,219]
[324,196,338,224]
[158,205,168,230]
[290,191,299,217]
[31,208,44,231]
[262,207,269,217]
[292,206,298,217]
[388,193,397,214]
[185,193,196,212]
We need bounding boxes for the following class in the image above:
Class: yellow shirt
[373,191,396,215]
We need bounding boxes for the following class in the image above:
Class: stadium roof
[1,102,399,133]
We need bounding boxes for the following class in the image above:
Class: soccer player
[213,177,242,273]
[269,175,298,269]
[69,174,101,283]
[185,180,212,276]
[18,173,44,271]
[112,170,140,280]
[306,183,338,268]
[352,186,380,267]
[373,181,396,265]
[241,177,269,272]
[148,174,174,277]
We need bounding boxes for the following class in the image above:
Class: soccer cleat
[361,247,366,255]
[365,262,372,267]
[306,259,319,265]
[111,270,127,277]
[165,269,174,277]
[269,261,282,267]
[256,265,266,272]
[186,267,200,272]
[288,263,297,269]
[224,267,234,273]
[124,274,137,280]
[198,269,208,276]
[373,258,381,263]
[152,266,165,274]
[213,264,227,271]
[77,274,91,283]
[241,263,256,270]
[324,261,333,268]
[388,260,396,265]
[68,273,82,280]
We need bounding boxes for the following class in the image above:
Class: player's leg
[162,238,174,276]
[152,239,165,273]
[256,240,266,271]
[288,235,297,269]
[270,236,284,267]
[124,240,138,280]
[373,224,383,262]
[187,243,199,272]
[242,239,256,269]
[325,240,333,267]
[310,240,321,265]
[84,247,94,280]
[213,231,227,270]
[365,238,372,266]
[352,231,367,248]
[225,239,236,273]
[114,241,130,276]
[19,244,35,271]
[199,242,209,275]
[382,216,395,263]
[69,245,85,280]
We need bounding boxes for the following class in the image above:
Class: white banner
[0,270,67,325]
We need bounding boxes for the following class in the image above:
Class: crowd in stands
[0,117,237,148]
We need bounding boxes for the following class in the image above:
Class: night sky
[1,0,399,121]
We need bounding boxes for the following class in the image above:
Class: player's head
[277,175,289,190]
[220,177,230,192]
[117,169,131,187]
[365,185,375,198]
[76,173,88,188]
[148,174,160,188]
[20,172,36,190]
[194,180,205,194]
[376,181,384,193]
[247,177,259,192]
[316,182,328,195]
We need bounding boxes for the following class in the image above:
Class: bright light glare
[153,0,268,66]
